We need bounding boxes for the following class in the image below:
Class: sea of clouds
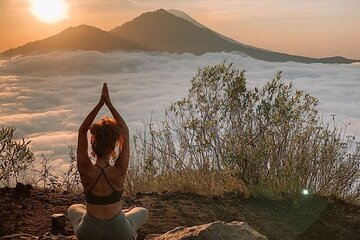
[0,50,359,174]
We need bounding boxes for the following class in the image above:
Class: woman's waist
[86,201,123,220]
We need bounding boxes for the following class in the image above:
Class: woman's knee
[67,204,85,214]
[67,204,86,223]
[126,207,149,229]
[133,207,148,217]
[137,207,149,223]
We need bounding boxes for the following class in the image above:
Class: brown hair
[89,116,121,158]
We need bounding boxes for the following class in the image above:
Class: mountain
[167,9,207,28]
[1,25,143,57]
[110,9,236,54]
[110,9,356,63]
[1,9,358,64]
[167,9,245,45]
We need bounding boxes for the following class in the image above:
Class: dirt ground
[0,185,359,240]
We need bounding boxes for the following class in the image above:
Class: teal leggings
[67,204,148,240]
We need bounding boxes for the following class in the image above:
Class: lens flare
[29,0,69,23]
[302,189,309,195]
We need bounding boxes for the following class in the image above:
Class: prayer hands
[100,83,111,106]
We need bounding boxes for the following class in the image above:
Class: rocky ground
[0,184,359,240]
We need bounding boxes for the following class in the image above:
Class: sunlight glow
[29,0,69,23]
[302,189,309,195]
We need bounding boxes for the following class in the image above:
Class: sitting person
[68,83,148,240]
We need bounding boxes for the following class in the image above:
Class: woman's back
[81,164,125,219]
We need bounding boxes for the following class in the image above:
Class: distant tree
[0,126,35,187]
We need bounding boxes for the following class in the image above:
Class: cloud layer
[0,50,359,175]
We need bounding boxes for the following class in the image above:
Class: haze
[1,0,360,59]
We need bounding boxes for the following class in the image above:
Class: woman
[67,83,148,240]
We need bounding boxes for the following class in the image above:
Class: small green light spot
[302,189,309,195]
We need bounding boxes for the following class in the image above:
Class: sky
[0,0,360,59]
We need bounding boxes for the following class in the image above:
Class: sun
[29,0,69,23]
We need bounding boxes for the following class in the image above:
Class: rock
[145,221,267,240]
[0,233,38,239]
[40,232,77,240]
[15,183,26,190]
[0,233,77,240]
[51,214,66,235]
[25,184,34,190]
[14,182,32,196]
[145,234,162,239]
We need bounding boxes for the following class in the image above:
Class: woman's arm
[77,93,104,170]
[102,83,129,175]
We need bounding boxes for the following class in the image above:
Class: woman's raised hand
[101,83,111,106]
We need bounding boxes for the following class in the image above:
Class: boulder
[145,221,267,240]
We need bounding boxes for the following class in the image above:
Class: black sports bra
[84,164,123,205]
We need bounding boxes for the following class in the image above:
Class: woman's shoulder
[79,163,99,179]
[106,165,126,178]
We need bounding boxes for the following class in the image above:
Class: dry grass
[125,167,248,196]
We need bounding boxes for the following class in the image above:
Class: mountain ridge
[1,9,358,64]
[1,24,143,57]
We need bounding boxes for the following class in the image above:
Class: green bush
[0,126,35,186]
[128,62,360,202]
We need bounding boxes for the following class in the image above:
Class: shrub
[31,154,60,190]
[30,146,81,192]
[128,62,360,202]
[0,126,35,187]
[61,145,81,192]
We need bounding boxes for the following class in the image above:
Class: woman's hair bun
[89,116,121,158]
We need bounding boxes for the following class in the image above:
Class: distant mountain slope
[1,9,358,64]
[110,9,237,54]
[110,9,356,63]
[167,9,207,28]
[1,25,143,57]
[167,9,241,45]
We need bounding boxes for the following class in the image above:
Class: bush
[128,62,360,202]
[31,154,59,190]
[0,126,81,192]
[0,126,35,187]
[30,146,81,192]
[61,145,81,192]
